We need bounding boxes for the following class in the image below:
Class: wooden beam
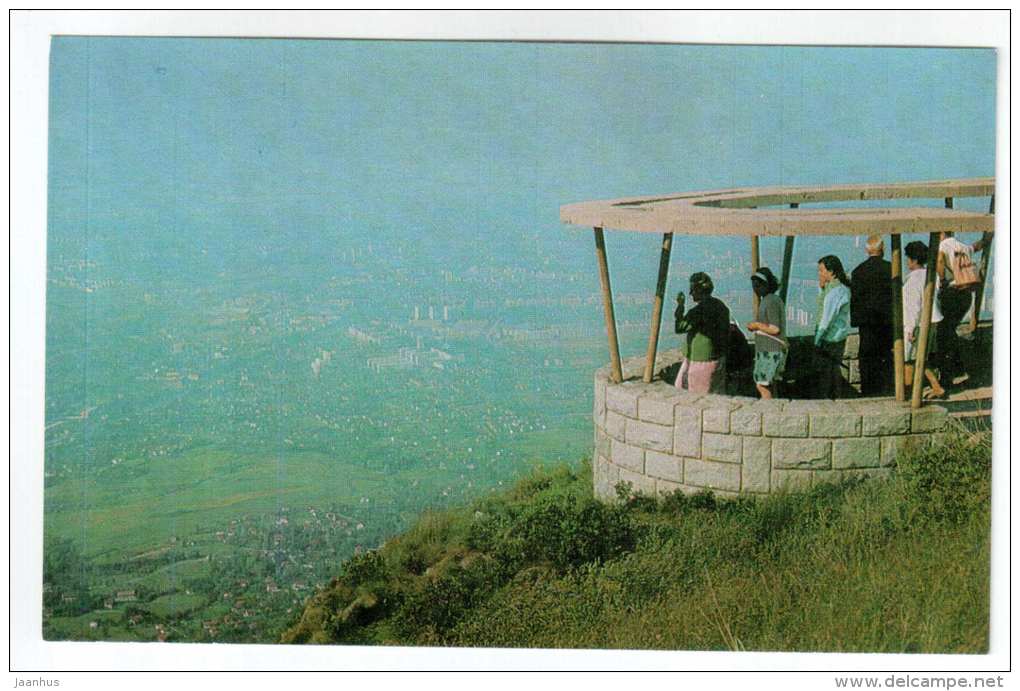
[890,234,906,402]
[779,203,798,304]
[643,233,674,383]
[594,227,623,383]
[560,178,995,238]
[751,235,761,316]
[970,194,994,332]
[911,231,941,409]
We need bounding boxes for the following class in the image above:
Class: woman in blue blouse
[813,255,852,399]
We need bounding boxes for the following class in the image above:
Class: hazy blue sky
[49,39,995,271]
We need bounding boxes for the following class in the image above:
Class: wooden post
[970,194,994,332]
[890,234,906,402]
[779,203,797,304]
[936,197,952,279]
[643,232,673,383]
[594,227,623,383]
[751,235,761,316]
[910,231,941,409]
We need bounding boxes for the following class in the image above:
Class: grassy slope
[283,429,991,653]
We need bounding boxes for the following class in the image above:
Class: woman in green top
[813,255,852,399]
[747,267,787,399]
[674,272,730,394]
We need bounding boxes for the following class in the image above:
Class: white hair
[866,235,884,256]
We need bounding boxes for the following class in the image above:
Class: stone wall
[593,350,949,500]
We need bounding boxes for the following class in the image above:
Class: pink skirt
[675,357,726,394]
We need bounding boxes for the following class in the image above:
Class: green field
[143,592,209,619]
[46,447,422,559]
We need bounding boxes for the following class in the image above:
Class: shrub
[391,558,500,641]
[469,492,635,573]
[897,429,991,525]
[338,550,387,586]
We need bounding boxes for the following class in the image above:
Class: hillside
[282,427,990,652]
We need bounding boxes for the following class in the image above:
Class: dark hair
[905,240,929,266]
[818,255,850,287]
[689,272,714,298]
[751,266,780,296]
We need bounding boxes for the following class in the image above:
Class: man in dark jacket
[850,235,893,396]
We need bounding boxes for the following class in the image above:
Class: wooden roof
[560,178,995,237]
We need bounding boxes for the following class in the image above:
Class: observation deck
[561,179,995,498]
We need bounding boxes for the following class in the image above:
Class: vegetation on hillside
[283,428,991,652]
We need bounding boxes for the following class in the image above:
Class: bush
[338,550,387,586]
[391,558,500,641]
[469,492,635,573]
[897,430,991,525]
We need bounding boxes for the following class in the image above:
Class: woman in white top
[902,241,945,399]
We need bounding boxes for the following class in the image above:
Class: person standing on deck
[747,268,787,399]
[903,241,945,400]
[850,235,893,396]
[936,231,992,386]
[813,256,852,399]
[674,272,730,394]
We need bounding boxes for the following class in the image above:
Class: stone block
[782,399,825,413]
[881,433,944,465]
[606,385,639,417]
[911,407,949,433]
[772,438,831,469]
[702,407,731,433]
[638,396,677,426]
[610,439,644,473]
[594,455,621,501]
[751,399,787,413]
[594,380,607,425]
[593,455,612,496]
[810,412,862,437]
[702,433,742,464]
[741,436,771,493]
[763,412,809,438]
[730,407,762,436]
[831,437,881,469]
[861,408,910,436]
[593,482,614,502]
[604,458,621,485]
[879,436,904,467]
[698,393,746,409]
[595,430,611,459]
[673,390,704,406]
[771,469,813,492]
[605,410,627,442]
[626,418,674,453]
[618,467,657,496]
[674,405,703,458]
[644,450,683,482]
[684,458,741,492]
